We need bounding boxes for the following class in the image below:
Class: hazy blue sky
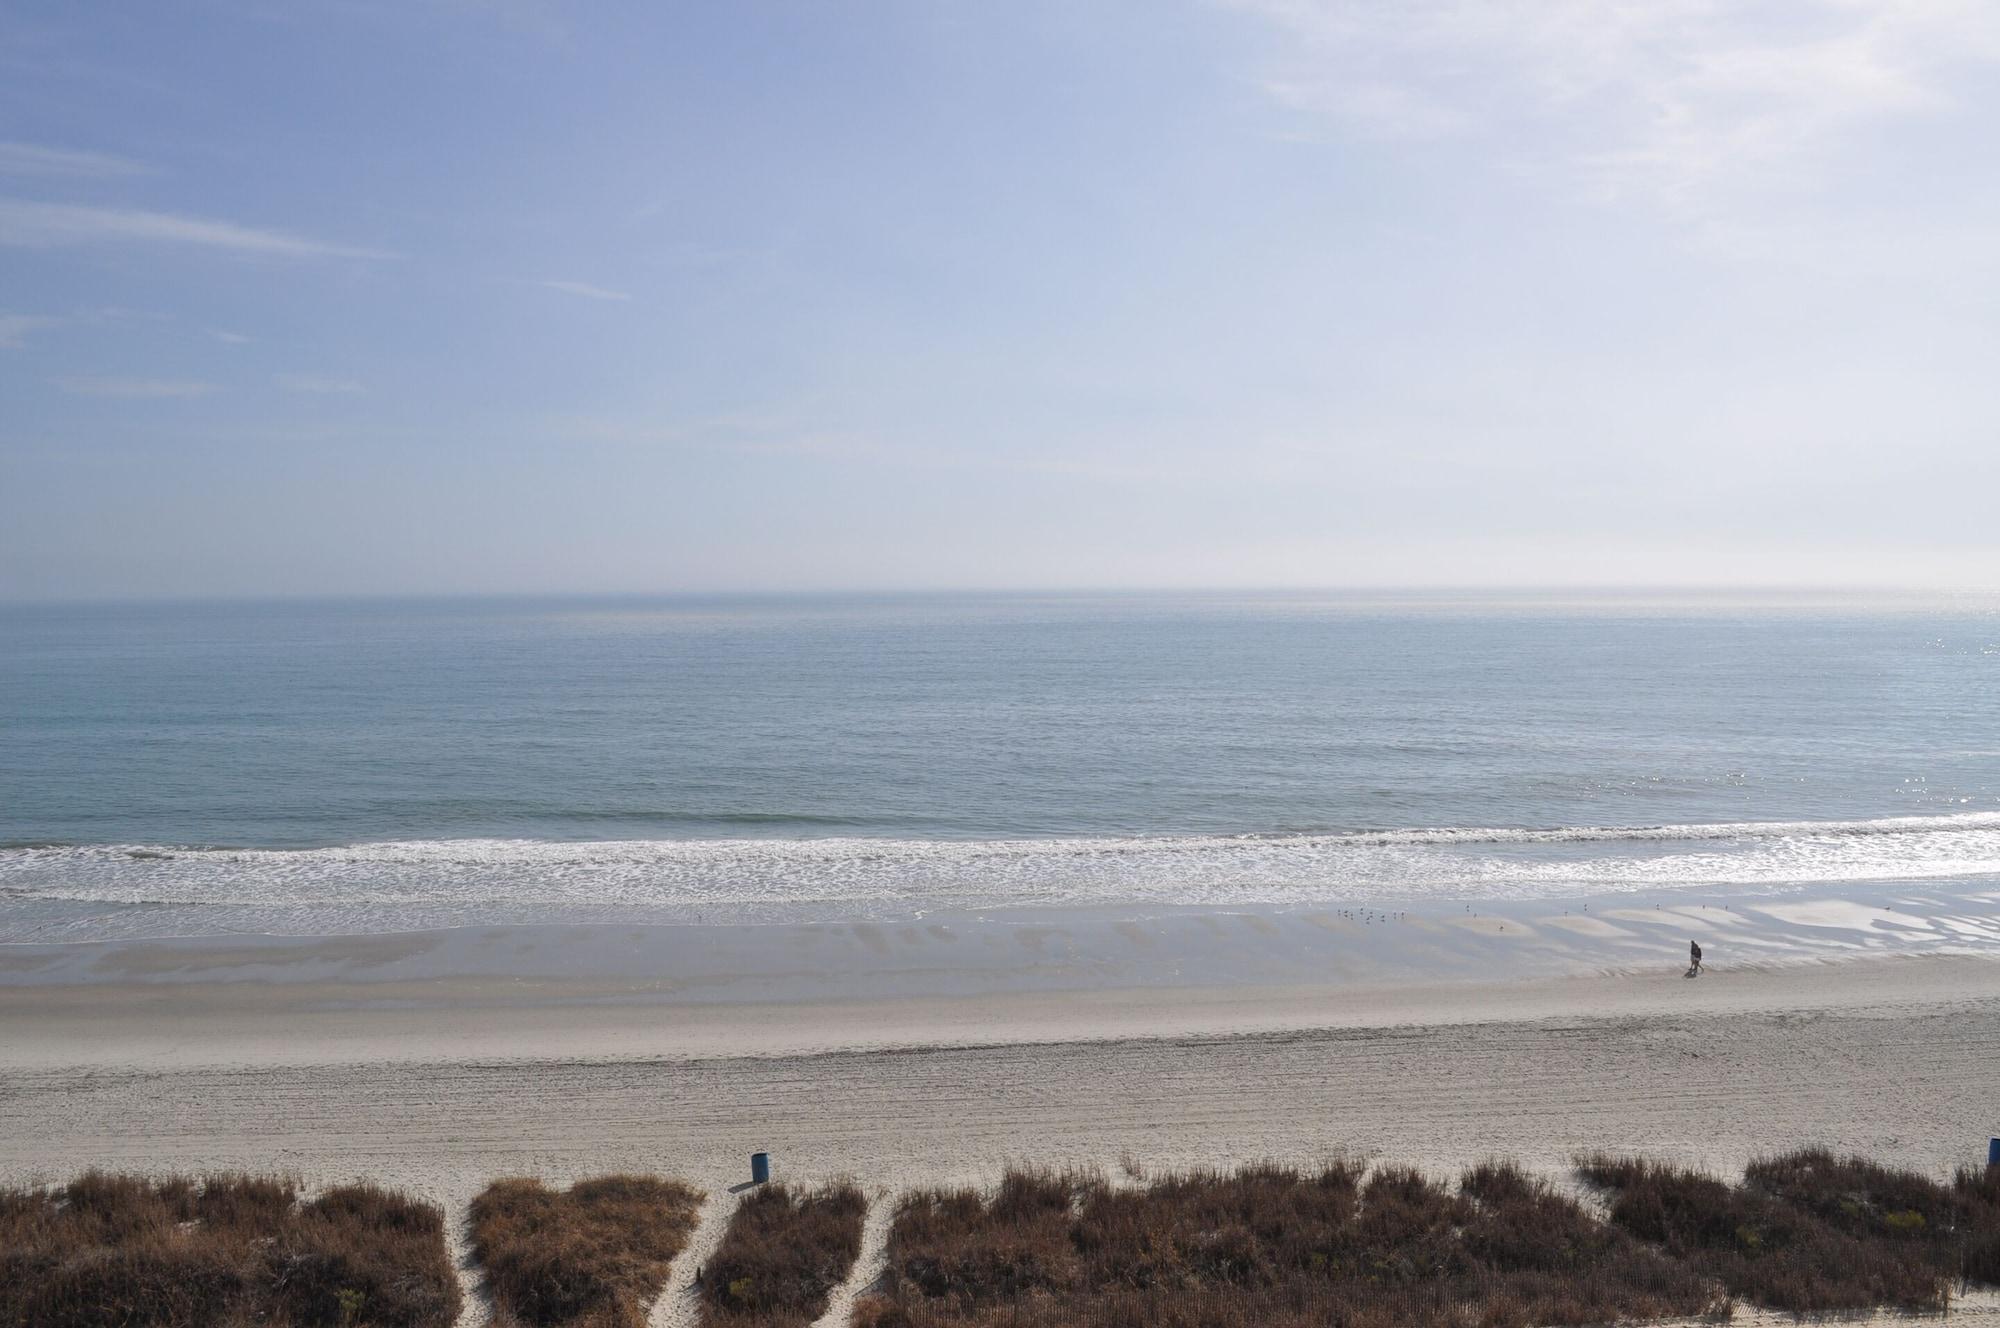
[4,1,1998,599]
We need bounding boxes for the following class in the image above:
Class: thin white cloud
[0,199,392,258]
[540,279,633,301]
[0,313,55,349]
[0,141,152,179]
[213,330,253,345]
[1229,0,2000,205]
[57,376,216,399]
[276,373,364,394]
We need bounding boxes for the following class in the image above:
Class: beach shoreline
[6,885,1999,1063]
[9,946,2000,1325]
[3,944,1998,1068]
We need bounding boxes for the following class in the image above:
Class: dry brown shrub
[697,1181,867,1327]
[468,1174,702,1328]
[1456,1160,1723,1325]
[885,1169,1085,1309]
[1745,1145,2000,1282]
[1954,1162,2000,1285]
[1581,1151,1945,1313]
[268,1183,463,1328]
[0,1170,458,1328]
[868,1159,1720,1328]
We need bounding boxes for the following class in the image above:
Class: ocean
[2,590,1997,941]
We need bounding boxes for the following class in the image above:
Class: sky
[3,0,1998,600]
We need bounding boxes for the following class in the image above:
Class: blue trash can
[751,1152,771,1184]
[1989,1137,1999,1168]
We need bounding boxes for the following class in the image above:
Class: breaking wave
[4,812,2000,940]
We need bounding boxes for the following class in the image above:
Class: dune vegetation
[468,1174,703,1328]
[855,1152,2000,1327]
[1582,1146,2000,1314]
[468,1176,704,1328]
[8,1153,1998,1327]
[0,1171,459,1328]
[853,1161,1721,1328]
[698,1180,869,1328]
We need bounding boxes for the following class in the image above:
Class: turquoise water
[2,591,1997,938]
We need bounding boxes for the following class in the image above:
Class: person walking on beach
[1687,940,1703,977]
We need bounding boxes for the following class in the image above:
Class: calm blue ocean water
[2,591,1997,939]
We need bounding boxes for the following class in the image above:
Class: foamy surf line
[3,812,2000,942]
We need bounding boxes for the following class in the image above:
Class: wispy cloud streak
[0,141,152,179]
[0,199,391,258]
[1229,0,2000,205]
[57,376,216,398]
[0,313,55,348]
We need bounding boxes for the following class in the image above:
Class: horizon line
[3,583,1996,610]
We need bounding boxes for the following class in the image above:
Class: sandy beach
[8,907,2000,1186]
[9,953,2000,1187]
[7,924,2000,1324]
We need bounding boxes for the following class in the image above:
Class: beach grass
[1579,1151,1948,1312]
[1747,1146,2000,1276]
[0,1171,459,1328]
[855,1160,1722,1328]
[697,1180,868,1327]
[10,1157,1996,1327]
[1958,1161,2000,1283]
[468,1174,702,1328]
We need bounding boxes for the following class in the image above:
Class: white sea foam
[4,812,2000,940]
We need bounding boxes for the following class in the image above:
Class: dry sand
[7,953,1998,1197]
[4,937,2000,1325]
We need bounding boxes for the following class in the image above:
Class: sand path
[813,1187,897,1328]
[646,1184,738,1328]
